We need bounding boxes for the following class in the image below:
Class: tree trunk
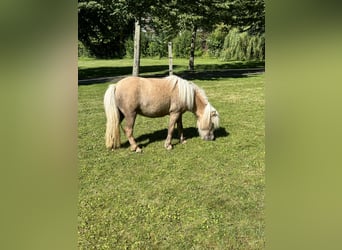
[132,19,141,76]
[189,25,197,71]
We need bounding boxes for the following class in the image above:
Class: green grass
[78,58,265,249]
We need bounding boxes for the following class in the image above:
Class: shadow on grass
[78,61,264,85]
[78,65,170,81]
[120,126,229,149]
[177,68,264,81]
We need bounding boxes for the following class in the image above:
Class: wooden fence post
[168,42,173,76]
[132,19,141,76]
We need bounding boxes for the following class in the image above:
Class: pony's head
[197,103,220,141]
[168,75,220,141]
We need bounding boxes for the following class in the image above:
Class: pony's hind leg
[123,112,141,152]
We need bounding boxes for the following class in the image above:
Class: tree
[157,0,258,70]
[218,0,265,34]
[163,0,222,70]
[121,0,152,75]
[118,0,172,75]
[78,0,134,58]
[78,0,265,67]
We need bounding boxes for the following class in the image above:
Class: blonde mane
[166,75,208,110]
[199,103,220,130]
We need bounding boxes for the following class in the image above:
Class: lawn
[78,58,265,249]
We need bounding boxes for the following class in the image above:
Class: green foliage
[78,0,265,60]
[173,31,191,58]
[124,32,168,59]
[220,28,265,61]
[246,34,265,61]
[78,59,265,249]
[217,0,265,34]
[145,33,168,58]
[146,40,166,58]
[207,23,229,57]
[78,41,91,58]
[172,30,203,58]
[78,0,134,58]
[124,38,134,59]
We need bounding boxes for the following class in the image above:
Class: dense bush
[172,30,203,58]
[220,28,265,61]
[124,32,168,58]
[124,38,134,59]
[206,24,265,61]
[80,26,264,61]
[146,40,167,58]
[206,24,229,58]
[78,41,91,58]
[172,30,191,58]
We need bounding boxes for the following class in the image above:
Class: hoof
[130,145,141,152]
[165,145,173,150]
[181,139,187,144]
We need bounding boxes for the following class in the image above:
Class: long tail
[104,84,121,149]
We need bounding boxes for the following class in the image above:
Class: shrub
[124,38,134,59]
[78,41,91,58]
[172,30,203,58]
[172,30,191,58]
[124,32,167,59]
[146,36,167,58]
[220,28,265,61]
[206,23,229,57]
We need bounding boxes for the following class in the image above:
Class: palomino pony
[104,75,219,152]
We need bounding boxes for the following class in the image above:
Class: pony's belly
[137,106,170,118]
[136,97,172,117]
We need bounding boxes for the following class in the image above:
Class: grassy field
[78,58,265,249]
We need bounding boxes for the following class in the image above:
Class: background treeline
[78,0,265,61]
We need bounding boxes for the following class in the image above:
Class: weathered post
[168,42,173,76]
[132,19,141,76]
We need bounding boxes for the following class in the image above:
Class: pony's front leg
[177,115,187,144]
[165,113,180,150]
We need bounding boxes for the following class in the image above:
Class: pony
[104,75,219,152]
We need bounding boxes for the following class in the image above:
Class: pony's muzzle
[203,135,215,141]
